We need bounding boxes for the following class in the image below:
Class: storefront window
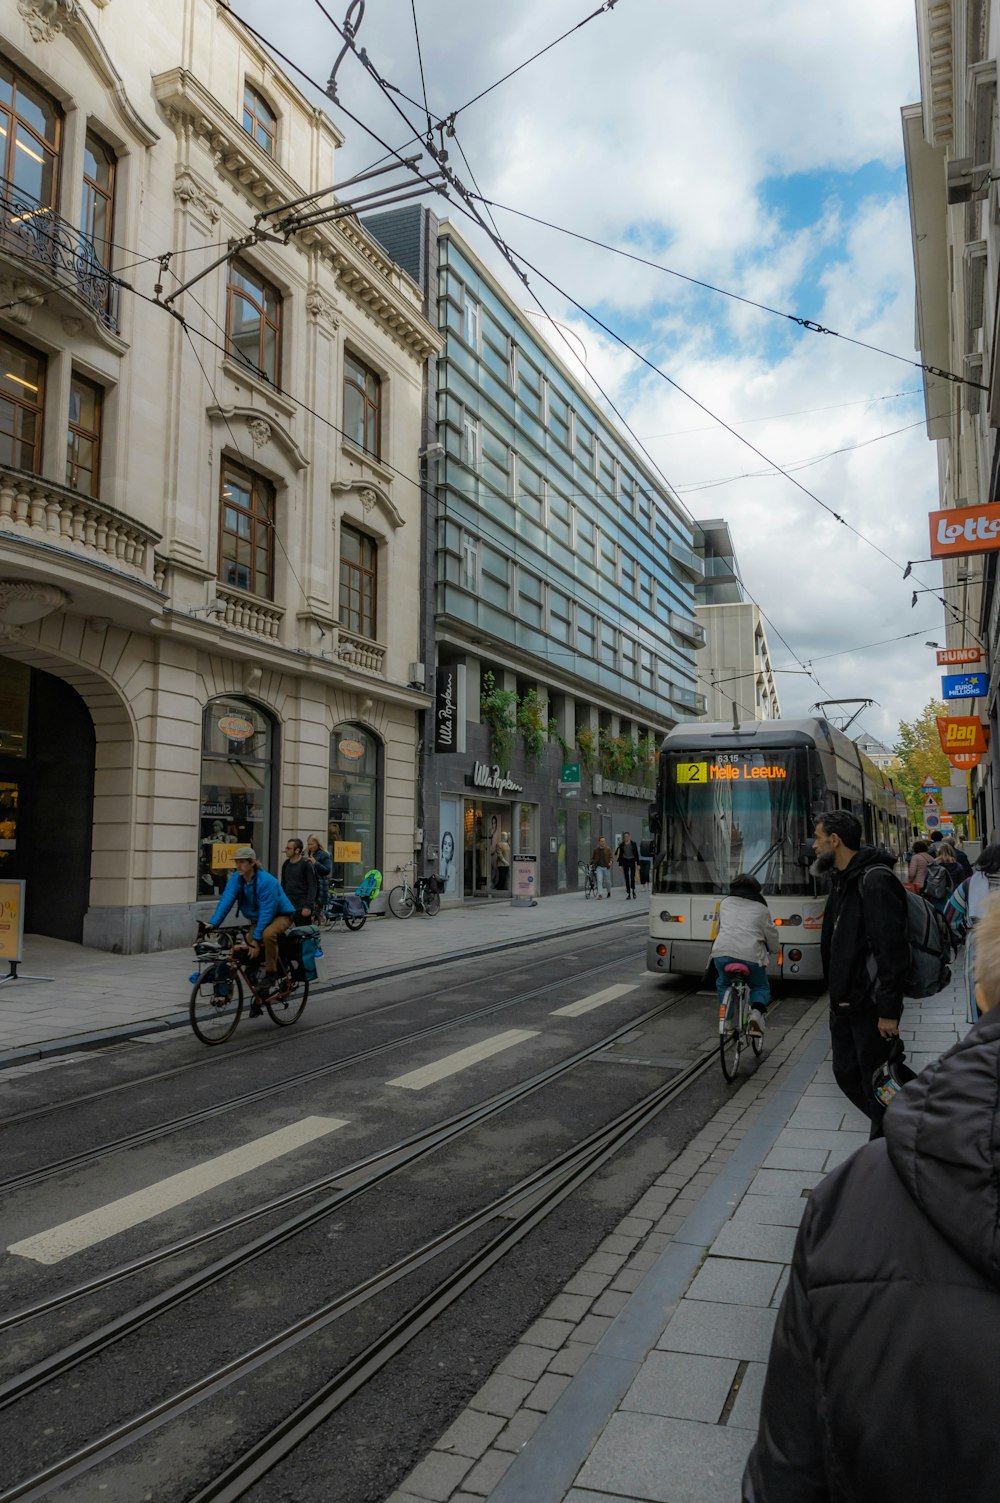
[329,722,381,887]
[516,802,535,855]
[556,808,567,889]
[198,698,274,898]
[577,811,592,885]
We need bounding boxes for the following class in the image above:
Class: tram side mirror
[648,802,660,837]
[796,841,815,868]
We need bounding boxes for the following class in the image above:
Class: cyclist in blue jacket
[206,845,295,1010]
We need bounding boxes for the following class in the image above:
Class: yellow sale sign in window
[334,841,363,863]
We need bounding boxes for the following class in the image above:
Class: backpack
[862,869,952,999]
[923,862,952,903]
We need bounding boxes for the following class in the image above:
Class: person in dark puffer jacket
[742,895,1000,1503]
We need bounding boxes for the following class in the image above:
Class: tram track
[0,933,652,1196]
[0,985,701,1382]
[0,1036,721,1503]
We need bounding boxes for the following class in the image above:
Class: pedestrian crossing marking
[7,1115,348,1265]
[386,1029,538,1090]
[552,983,637,1018]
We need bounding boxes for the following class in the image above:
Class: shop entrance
[0,656,95,942]
[463,798,512,897]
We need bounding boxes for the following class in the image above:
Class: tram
[647,718,909,982]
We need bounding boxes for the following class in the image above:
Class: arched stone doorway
[0,655,96,941]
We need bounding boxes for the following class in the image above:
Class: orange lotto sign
[937,715,987,755]
[930,501,1000,559]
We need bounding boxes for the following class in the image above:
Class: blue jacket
[209,867,295,940]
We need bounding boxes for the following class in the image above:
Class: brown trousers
[262,913,293,973]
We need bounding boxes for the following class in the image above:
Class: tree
[894,700,953,832]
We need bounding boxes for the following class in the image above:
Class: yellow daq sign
[334,841,363,863]
[676,761,708,785]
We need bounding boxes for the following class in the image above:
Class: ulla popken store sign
[434,666,457,753]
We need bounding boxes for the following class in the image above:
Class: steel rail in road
[0,1038,723,1503]
[0,921,646,1131]
[0,984,700,1380]
[0,935,647,1196]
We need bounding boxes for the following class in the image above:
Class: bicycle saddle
[723,962,751,976]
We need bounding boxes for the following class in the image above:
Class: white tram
[647,718,909,982]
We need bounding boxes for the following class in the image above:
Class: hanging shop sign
[929,500,1000,559]
[937,716,988,755]
[468,761,523,795]
[942,673,988,701]
[434,666,457,753]
[936,647,984,666]
[338,739,366,761]
[948,749,984,769]
[218,715,255,741]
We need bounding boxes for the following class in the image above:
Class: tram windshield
[655,747,813,896]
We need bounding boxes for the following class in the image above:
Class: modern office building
[365,207,706,900]
[0,0,436,949]
[693,519,781,722]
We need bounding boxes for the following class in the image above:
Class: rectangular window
[0,59,60,207]
[620,550,636,595]
[519,458,543,522]
[549,589,571,642]
[639,647,654,690]
[575,513,595,565]
[463,296,480,350]
[518,568,543,628]
[80,130,115,269]
[242,82,277,156]
[0,332,44,473]
[575,606,596,657]
[227,260,281,387]
[339,523,378,638]
[344,351,382,459]
[548,484,571,546]
[600,621,617,668]
[66,373,101,496]
[507,336,518,390]
[621,636,638,680]
[480,541,510,609]
[601,533,618,583]
[462,532,479,589]
[461,411,481,470]
[219,464,274,598]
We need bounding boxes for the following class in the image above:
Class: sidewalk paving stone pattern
[389,982,966,1503]
[0,886,649,1064]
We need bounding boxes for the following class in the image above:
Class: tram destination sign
[675,753,789,784]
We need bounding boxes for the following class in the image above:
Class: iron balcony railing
[0,177,121,333]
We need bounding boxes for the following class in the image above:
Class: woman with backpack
[906,838,932,893]
[923,846,961,911]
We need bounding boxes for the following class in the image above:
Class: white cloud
[235,0,946,744]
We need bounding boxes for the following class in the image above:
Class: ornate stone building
[0,0,437,948]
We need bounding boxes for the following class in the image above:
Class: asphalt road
[0,916,817,1502]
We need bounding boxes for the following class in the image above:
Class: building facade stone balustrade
[216,585,284,640]
[335,625,386,674]
[0,466,159,583]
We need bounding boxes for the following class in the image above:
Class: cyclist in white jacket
[710,873,780,1035]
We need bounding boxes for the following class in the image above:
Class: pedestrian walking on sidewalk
[591,836,612,898]
[743,895,1000,1503]
[306,835,332,914]
[710,873,778,1035]
[281,837,318,923]
[615,831,640,898]
[813,810,909,1140]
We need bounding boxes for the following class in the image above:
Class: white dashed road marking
[386,1029,539,1090]
[551,983,637,1018]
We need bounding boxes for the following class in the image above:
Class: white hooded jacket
[710,894,779,966]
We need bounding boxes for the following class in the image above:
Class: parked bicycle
[317,867,382,932]
[387,863,441,918]
[717,960,764,1081]
[190,923,311,1045]
[578,860,598,900]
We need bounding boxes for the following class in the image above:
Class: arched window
[329,722,381,887]
[242,82,277,156]
[198,699,276,897]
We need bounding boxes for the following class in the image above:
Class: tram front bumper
[647,937,824,981]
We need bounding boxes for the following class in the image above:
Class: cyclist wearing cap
[710,873,779,1035]
[206,846,295,1003]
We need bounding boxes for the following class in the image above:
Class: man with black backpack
[813,810,910,1139]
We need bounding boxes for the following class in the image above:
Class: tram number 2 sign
[676,762,708,784]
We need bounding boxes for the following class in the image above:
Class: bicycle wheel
[750,1017,765,1056]
[388,884,416,918]
[422,887,441,917]
[266,974,308,1027]
[190,970,243,1045]
[343,912,366,931]
[719,985,743,1082]
[584,879,593,899]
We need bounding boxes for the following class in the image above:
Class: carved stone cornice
[206,403,309,472]
[173,167,223,225]
[19,0,158,145]
[305,284,340,329]
[0,274,46,326]
[152,68,440,362]
[332,480,404,531]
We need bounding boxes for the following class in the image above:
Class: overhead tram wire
[409,0,433,138]
[471,196,986,396]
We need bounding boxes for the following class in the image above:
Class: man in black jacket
[280,837,318,922]
[743,896,1000,1503]
[814,810,909,1139]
